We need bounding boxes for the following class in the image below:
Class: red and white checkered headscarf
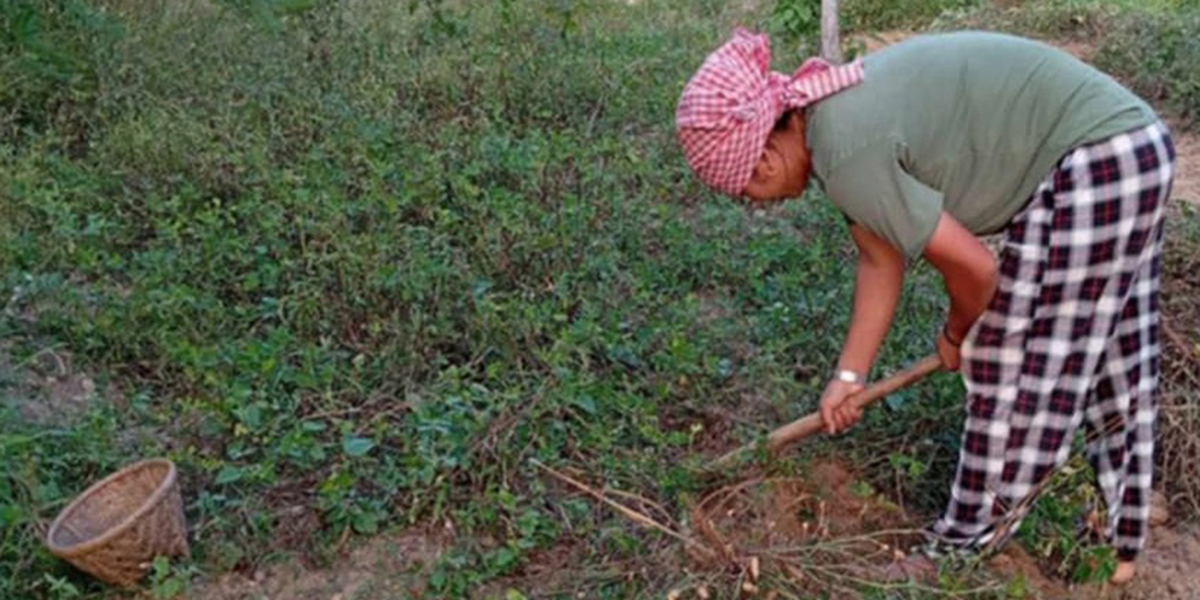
[676,29,865,196]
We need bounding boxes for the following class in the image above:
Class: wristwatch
[832,368,866,386]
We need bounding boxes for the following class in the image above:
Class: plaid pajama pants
[929,121,1175,561]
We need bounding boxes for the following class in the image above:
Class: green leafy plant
[146,556,199,600]
[844,0,979,32]
[40,574,81,600]
[1095,8,1200,126]
[1015,457,1117,585]
[770,0,822,43]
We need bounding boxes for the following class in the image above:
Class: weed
[770,0,822,45]
[146,556,199,600]
[843,0,980,32]
[1094,9,1200,126]
[1014,457,1117,585]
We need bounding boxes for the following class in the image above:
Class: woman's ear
[743,146,782,200]
[747,150,777,185]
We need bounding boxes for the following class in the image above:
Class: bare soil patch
[189,528,450,600]
[1164,116,1200,206]
[984,519,1200,600]
[986,544,1076,600]
[690,461,909,550]
[1123,523,1200,600]
[1,344,104,426]
[684,459,917,595]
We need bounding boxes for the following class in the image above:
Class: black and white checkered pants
[930,121,1175,561]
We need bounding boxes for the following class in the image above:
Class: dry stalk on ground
[1157,320,1200,516]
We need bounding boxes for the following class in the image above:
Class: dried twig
[605,488,674,526]
[531,459,716,559]
[690,505,735,565]
[1163,319,1199,362]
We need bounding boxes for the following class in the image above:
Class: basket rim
[45,458,179,558]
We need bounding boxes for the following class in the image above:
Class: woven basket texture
[47,459,189,587]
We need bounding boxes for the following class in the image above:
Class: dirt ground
[681,460,1198,600]
[188,529,450,600]
[1164,119,1200,207]
[683,460,916,595]
[0,344,102,425]
[982,516,1200,600]
[180,460,1199,599]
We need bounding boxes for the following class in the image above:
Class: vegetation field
[2,0,1198,598]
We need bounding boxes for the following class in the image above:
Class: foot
[1110,560,1136,585]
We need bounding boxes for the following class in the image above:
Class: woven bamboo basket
[46,459,190,587]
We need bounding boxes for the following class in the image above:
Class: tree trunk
[821,0,843,63]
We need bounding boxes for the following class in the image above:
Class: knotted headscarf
[676,29,865,196]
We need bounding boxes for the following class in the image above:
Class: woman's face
[743,112,813,203]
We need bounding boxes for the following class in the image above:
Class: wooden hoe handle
[710,354,944,469]
[765,354,944,452]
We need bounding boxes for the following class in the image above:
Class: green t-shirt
[806,31,1157,260]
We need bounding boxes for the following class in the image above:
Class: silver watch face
[835,369,862,384]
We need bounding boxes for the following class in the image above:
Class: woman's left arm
[922,212,999,369]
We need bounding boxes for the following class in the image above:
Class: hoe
[711,354,944,469]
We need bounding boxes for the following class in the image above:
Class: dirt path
[1164,117,1200,207]
[188,529,449,600]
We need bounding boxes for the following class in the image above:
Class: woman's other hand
[937,327,962,371]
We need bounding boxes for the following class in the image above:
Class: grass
[1,1,1198,599]
[842,0,980,33]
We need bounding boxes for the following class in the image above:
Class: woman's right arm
[819,223,906,434]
